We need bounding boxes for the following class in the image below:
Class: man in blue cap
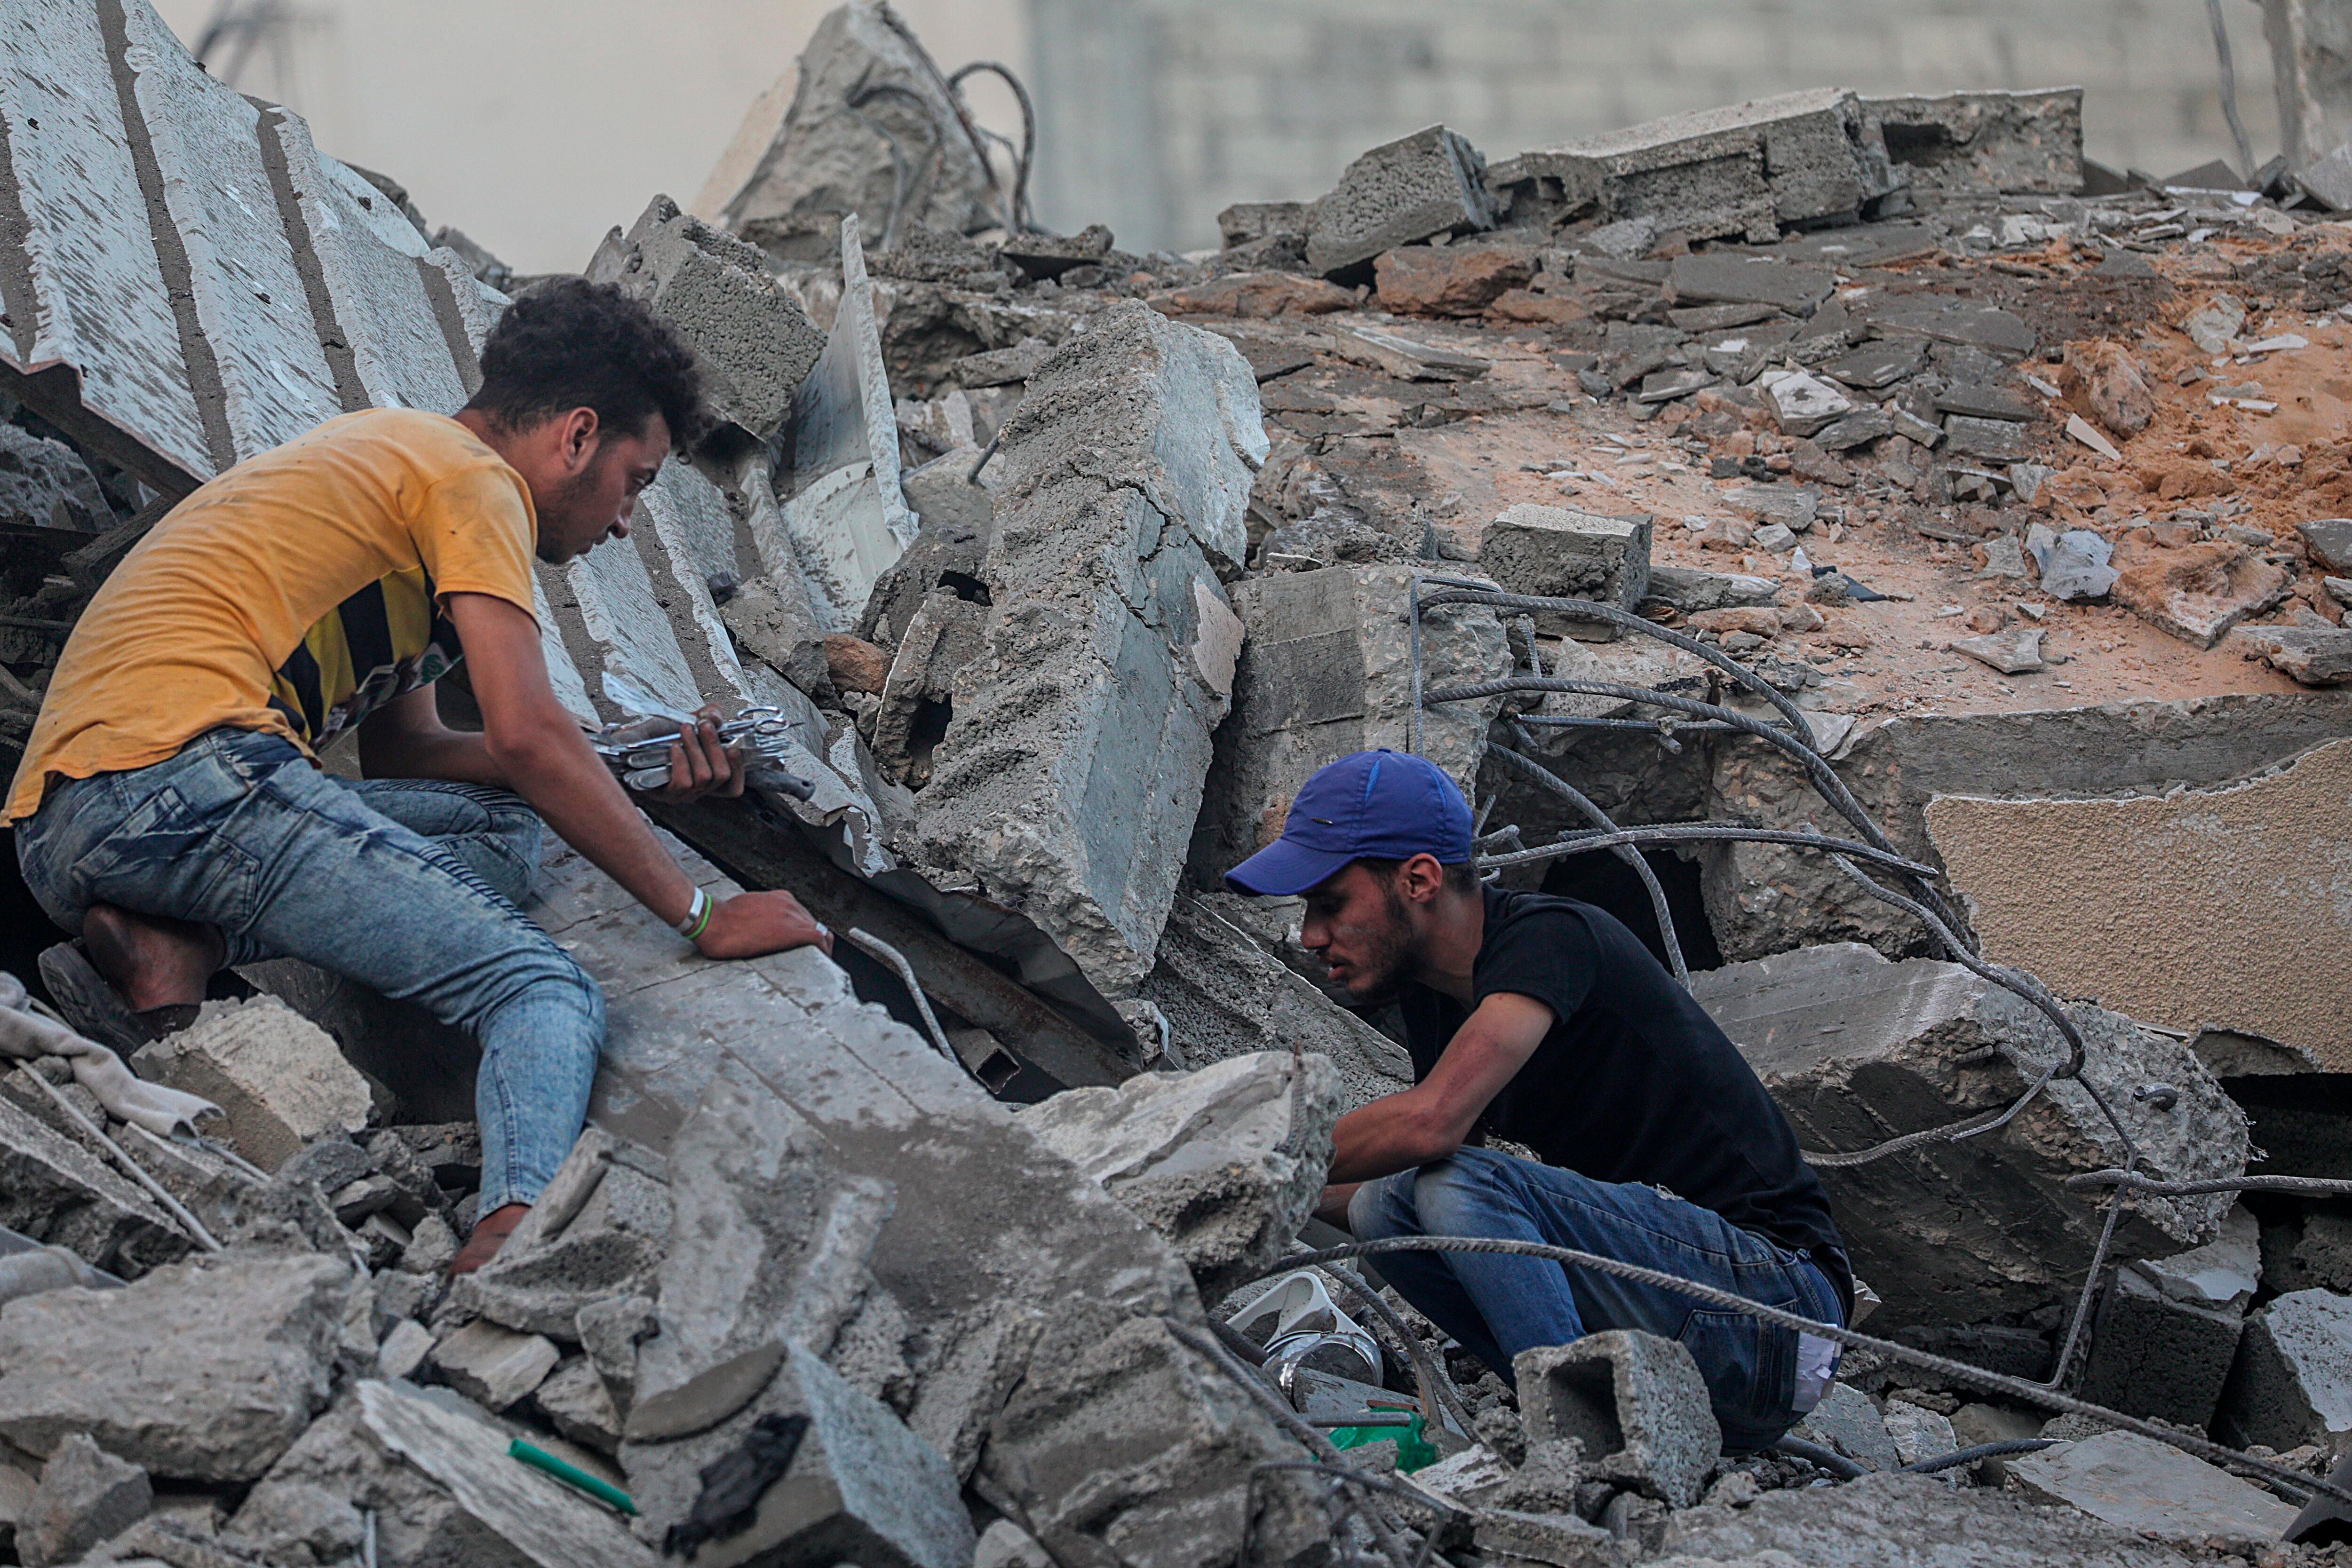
[1226,749,1850,1452]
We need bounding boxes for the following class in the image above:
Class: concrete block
[1017,1051,1341,1301]
[859,451,995,647]
[588,195,822,447]
[0,1251,348,1481]
[1515,1331,1721,1508]
[454,1131,672,1338]
[130,996,371,1172]
[1758,371,1856,437]
[716,0,997,261]
[1691,943,2246,1327]
[2010,1430,2296,1549]
[0,1092,191,1279]
[2132,1204,2260,1312]
[1478,503,1652,632]
[622,1342,971,1568]
[2218,1288,2352,1457]
[2076,1270,2242,1428]
[1472,1508,1621,1567]
[872,590,986,786]
[1185,564,1509,888]
[1789,1383,1899,1473]
[1860,89,2084,194]
[1880,1400,1956,1469]
[1926,737,2352,1070]
[1219,201,1311,248]
[376,1319,432,1383]
[534,1357,624,1456]
[1491,89,1891,243]
[20,1432,149,1568]
[1374,243,1535,317]
[1136,893,1412,1107]
[1306,125,1496,277]
[1942,414,2036,462]
[914,300,1263,995]
[2231,624,2352,686]
[429,1320,561,1413]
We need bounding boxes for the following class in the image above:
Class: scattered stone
[1000,223,1115,281]
[455,1130,672,1338]
[1933,383,2036,422]
[1668,253,1836,314]
[1942,414,2036,461]
[823,633,893,697]
[2064,412,2125,461]
[1758,371,1855,437]
[1976,534,2029,579]
[376,1318,432,1382]
[1724,485,1819,532]
[1515,1331,1720,1508]
[1018,1052,1341,1301]
[2230,624,2352,685]
[2132,1206,2261,1312]
[1645,566,1779,611]
[2028,525,2119,600]
[428,1320,560,1413]
[2217,1287,2352,1455]
[1753,523,1797,553]
[585,195,823,447]
[0,425,112,531]
[2297,519,2352,574]
[1881,1400,1958,1469]
[2065,342,2155,436]
[2076,1268,2243,1428]
[2010,463,2052,504]
[1791,1383,1899,1473]
[2112,538,2292,648]
[913,301,1263,995]
[1814,406,1894,451]
[400,1213,459,1276]
[1693,942,2246,1326]
[1374,244,1534,316]
[129,997,370,1172]
[1327,322,1490,381]
[1473,1507,1620,1567]
[1305,125,1496,277]
[20,1432,149,1568]
[1861,295,2036,358]
[2010,1430,2296,1548]
[1951,626,2043,673]
[1147,271,1356,318]
[0,1251,348,1481]
[0,1092,191,1278]
[532,1357,623,1457]
[2183,293,2247,356]
[1823,339,1928,390]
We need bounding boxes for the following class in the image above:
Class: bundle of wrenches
[591,705,817,800]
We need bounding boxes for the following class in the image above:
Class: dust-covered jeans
[1349,1147,1845,1453]
[14,726,603,1212]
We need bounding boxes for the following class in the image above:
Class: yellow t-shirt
[4,408,538,824]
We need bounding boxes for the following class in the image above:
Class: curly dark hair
[464,277,707,452]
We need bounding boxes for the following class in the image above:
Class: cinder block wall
[1032,0,2283,251]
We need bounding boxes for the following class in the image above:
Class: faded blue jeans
[15,726,603,1214]
[1350,1147,1845,1453]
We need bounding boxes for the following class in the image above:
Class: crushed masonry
[0,1,2351,1564]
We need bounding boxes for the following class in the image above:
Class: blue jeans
[1349,1148,1844,1453]
[15,726,604,1213]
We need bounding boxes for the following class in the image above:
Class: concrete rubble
[2,1,2352,1562]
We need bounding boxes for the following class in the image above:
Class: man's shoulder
[1483,887,1600,942]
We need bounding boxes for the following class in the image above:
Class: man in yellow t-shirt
[8,279,830,1274]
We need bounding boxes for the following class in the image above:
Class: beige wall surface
[148,0,1030,274]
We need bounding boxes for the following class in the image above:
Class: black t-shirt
[1399,887,1852,1315]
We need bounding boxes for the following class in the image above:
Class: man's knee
[1348,1172,1417,1240]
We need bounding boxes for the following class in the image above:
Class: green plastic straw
[509,1438,638,1515]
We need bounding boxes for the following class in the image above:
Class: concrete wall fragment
[915,300,1268,997]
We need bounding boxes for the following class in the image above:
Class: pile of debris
[0,0,2350,1562]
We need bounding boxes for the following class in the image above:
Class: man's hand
[694,889,833,959]
[648,704,749,802]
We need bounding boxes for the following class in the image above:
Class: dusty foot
[448,1203,530,1277]
[80,903,222,1014]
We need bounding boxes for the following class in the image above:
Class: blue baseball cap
[1224,750,1475,897]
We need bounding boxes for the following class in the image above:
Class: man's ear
[1398,852,1447,906]
[555,406,602,473]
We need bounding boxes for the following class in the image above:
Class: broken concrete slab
[1185,562,1508,889]
[1860,89,2084,194]
[2217,1287,2352,1457]
[1667,253,1836,315]
[2027,526,2117,599]
[129,996,371,1172]
[1516,1332,1719,1507]
[1305,126,1496,278]
[712,1,1000,262]
[1135,893,1413,1108]
[2133,1206,2262,1312]
[1942,414,2037,461]
[586,195,824,451]
[454,1130,673,1339]
[872,589,985,786]
[0,1092,191,1279]
[1860,295,2036,359]
[428,1320,561,1413]
[1925,736,2352,1069]
[356,1380,655,1568]
[1790,1383,1899,1473]
[0,1251,348,1480]
[533,1356,624,1457]
[2076,1268,2242,1429]
[2010,1430,2296,1548]
[2231,623,2352,685]
[20,1431,149,1568]
[1374,244,1535,317]
[1327,322,1491,382]
[913,299,1265,996]
[537,832,1316,1568]
[621,1342,971,1568]
[1491,89,1894,244]
[1017,1051,1342,1302]
[1645,566,1780,612]
[1951,626,2044,673]
[2111,539,2292,648]
[1691,942,2247,1326]
[2297,518,2352,574]
[1478,505,1652,634]
[1758,371,1854,437]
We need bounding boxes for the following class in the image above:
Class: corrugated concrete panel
[559,523,704,720]
[116,0,340,460]
[0,0,208,479]
[264,110,467,416]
